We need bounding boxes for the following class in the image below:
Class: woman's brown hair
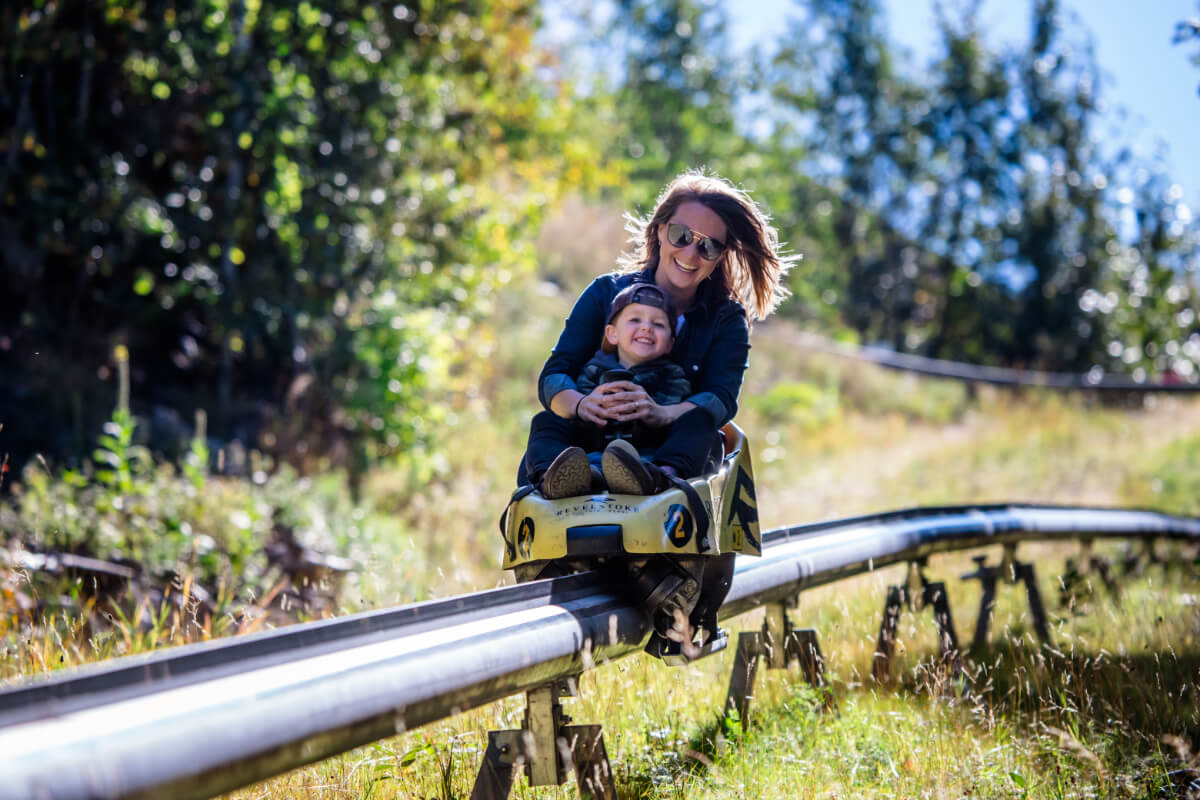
[617,170,797,321]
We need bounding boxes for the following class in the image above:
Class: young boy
[534,282,690,499]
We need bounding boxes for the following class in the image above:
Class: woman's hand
[593,381,669,427]
[575,387,614,426]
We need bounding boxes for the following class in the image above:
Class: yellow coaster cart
[500,423,761,660]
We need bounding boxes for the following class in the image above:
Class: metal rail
[1,504,1198,799]
[789,331,1200,391]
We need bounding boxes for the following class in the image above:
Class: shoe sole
[602,441,652,495]
[542,449,593,499]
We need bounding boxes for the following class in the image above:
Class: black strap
[498,484,538,538]
[668,475,712,552]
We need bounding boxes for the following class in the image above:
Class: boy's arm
[657,362,693,409]
[576,363,602,397]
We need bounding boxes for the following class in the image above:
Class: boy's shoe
[602,439,670,495]
[540,446,593,499]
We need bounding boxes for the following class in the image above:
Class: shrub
[747,380,841,430]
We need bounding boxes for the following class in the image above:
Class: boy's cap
[606,282,679,325]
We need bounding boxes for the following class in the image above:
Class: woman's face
[655,201,727,298]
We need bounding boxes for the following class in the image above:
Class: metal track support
[1124,538,1195,579]
[873,563,963,684]
[471,678,615,800]
[1121,538,1161,576]
[962,547,1052,648]
[724,600,831,725]
[1060,538,1121,607]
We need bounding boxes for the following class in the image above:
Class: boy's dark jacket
[575,351,691,407]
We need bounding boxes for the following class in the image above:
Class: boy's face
[605,302,674,366]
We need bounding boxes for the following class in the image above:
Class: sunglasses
[666,222,727,261]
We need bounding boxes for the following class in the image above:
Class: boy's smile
[605,302,674,367]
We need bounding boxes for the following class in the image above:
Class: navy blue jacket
[538,269,750,427]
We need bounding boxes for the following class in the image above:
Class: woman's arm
[684,305,750,427]
[645,399,697,427]
[595,381,696,428]
[549,388,585,417]
[537,278,611,413]
[639,363,696,426]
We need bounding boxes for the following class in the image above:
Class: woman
[520,169,795,494]
[515,170,795,657]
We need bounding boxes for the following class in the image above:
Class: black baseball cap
[606,282,679,325]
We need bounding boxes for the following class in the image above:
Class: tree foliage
[761,0,1198,376]
[2,0,1197,480]
[1,0,595,476]
[1176,3,1200,95]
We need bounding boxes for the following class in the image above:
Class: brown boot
[602,439,670,495]
[540,446,593,499]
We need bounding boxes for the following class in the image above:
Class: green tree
[764,0,1197,379]
[911,2,1014,362]
[1095,162,1199,381]
[550,0,754,209]
[769,0,931,347]
[612,0,741,205]
[0,1,590,478]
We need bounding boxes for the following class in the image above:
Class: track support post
[873,559,963,684]
[1121,537,1162,577]
[1060,537,1120,608]
[471,677,615,800]
[961,544,1051,648]
[724,598,832,725]
[1124,538,1196,579]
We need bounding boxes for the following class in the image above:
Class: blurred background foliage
[0,0,612,485]
[1,0,1197,483]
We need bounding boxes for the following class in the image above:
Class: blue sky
[729,0,1200,207]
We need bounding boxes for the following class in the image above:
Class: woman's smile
[655,201,727,304]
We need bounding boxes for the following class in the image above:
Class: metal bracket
[961,545,1051,649]
[471,677,615,800]
[1060,537,1120,608]
[1122,537,1196,579]
[1121,538,1161,576]
[873,562,962,684]
[723,600,832,725]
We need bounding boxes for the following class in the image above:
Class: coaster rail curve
[1,503,1198,799]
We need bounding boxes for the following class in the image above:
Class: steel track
[1,504,1198,799]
